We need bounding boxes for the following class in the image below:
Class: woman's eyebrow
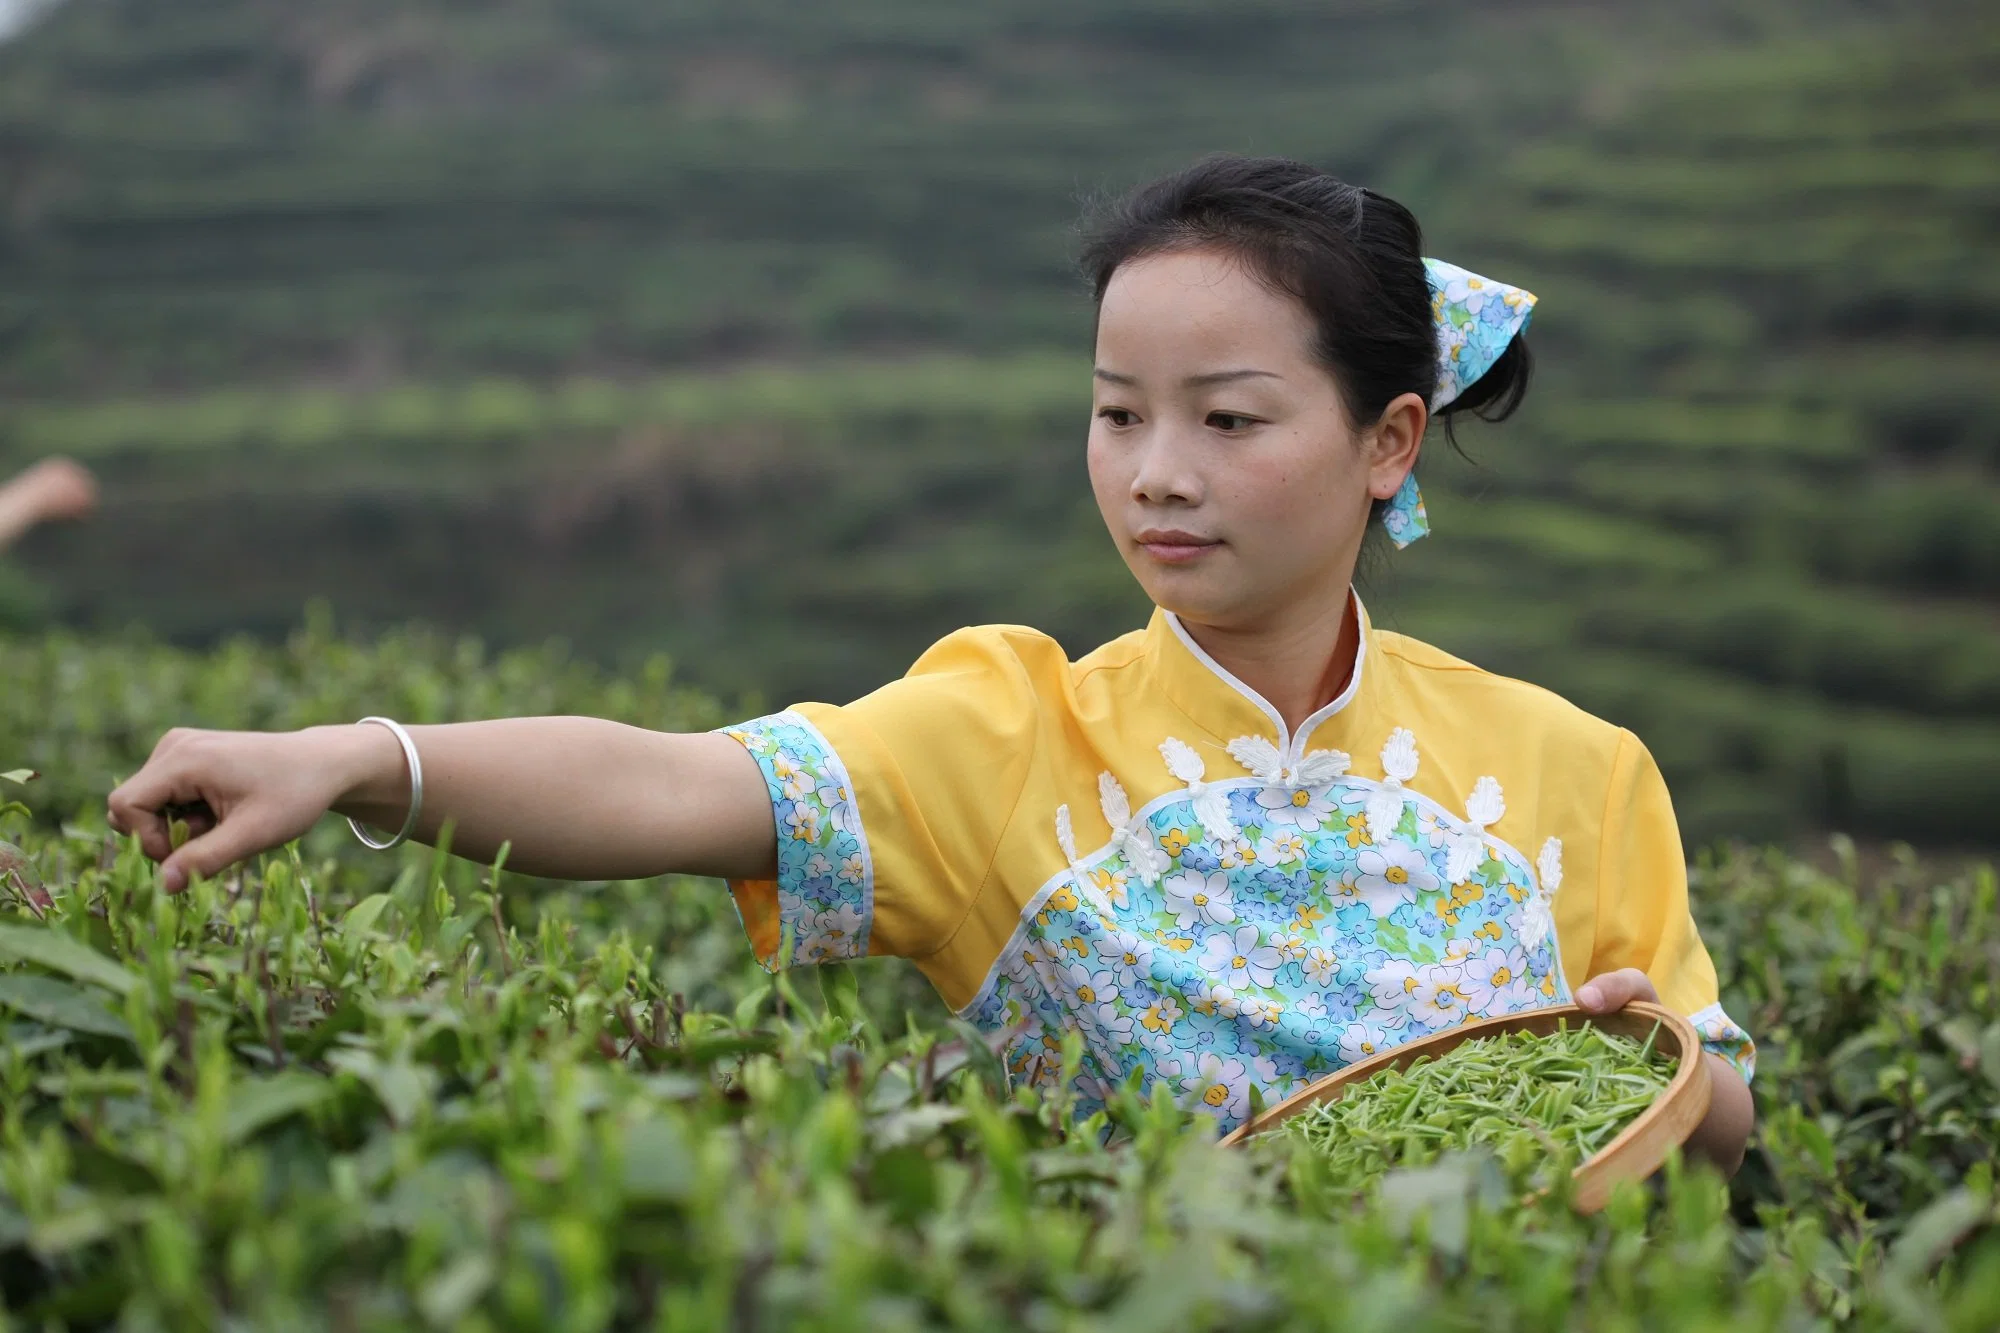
[1092,368,1283,387]
[1185,369,1281,387]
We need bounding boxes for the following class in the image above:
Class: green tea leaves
[0,922,140,996]
[1278,1024,1676,1192]
[0,974,132,1039]
[224,1073,333,1144]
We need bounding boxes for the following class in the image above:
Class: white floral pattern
[722,711,872,966]
[963,732,1585,1131]
[723,712,1757,1133]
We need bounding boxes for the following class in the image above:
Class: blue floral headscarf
[1378,259,1537,549]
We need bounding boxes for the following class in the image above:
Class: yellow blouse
[723,597,1752,1130]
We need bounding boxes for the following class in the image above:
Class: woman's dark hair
[1079,155,1532,466]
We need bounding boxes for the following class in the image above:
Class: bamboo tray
[1219,1001,1711,1213]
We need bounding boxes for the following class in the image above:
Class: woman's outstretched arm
[106,719,777,892]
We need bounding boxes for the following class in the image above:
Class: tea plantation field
[3,1,1997,848]
[0,622,1996,1328]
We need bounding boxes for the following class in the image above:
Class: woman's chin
[1138,574,1253,628]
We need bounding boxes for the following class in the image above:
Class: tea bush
[0,625,1997,1329]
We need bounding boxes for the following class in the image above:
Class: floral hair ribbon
[1380,258,1538,549]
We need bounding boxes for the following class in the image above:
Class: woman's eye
[1097,407,1137,427]
[1207,412,1256,433]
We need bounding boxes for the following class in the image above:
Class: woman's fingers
[107,729,332,892]
[158,805,290,895]
[107,737,212,864]
[1574,968,1659,1012]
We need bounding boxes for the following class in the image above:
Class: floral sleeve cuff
[718,710,875,968]
[1688,1002,1756,1084]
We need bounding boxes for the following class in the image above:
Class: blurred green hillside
[0,0,1995,846]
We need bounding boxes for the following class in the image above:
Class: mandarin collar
[1144,592,1376,768]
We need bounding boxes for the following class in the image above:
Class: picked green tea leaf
[1278,1022,1675,1187]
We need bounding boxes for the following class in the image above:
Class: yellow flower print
[1475,921,1503,942]
[1539,971,1557,998]
[1140,997,1184,1033]
[1191,982,1239,1017]
[725,726,775,754]
[1062,935,1090,958]
[1345,812,1373,848]
[1219,840,1259,870]
[1504,882,1527,903]
[1087,866,1130,910]
[1047,883,1079,913]
[1243,996,1282,1028]
[1434,897,1460,927]
[1292,903,1327,930]
[1162,936,1197,953]
[782,804,821,843]
[1451,881,1483,907]
[1409,964,1472,1027]
[770,753,807,797]
[1161,827,1193,858]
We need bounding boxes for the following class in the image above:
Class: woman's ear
[1365,392,1429,500]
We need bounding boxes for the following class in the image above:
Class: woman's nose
[1130,430,1203,506]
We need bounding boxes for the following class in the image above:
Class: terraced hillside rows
[1390,31,2000,842]
[0,1,1995,845]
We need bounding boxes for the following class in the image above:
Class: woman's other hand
[1574,966,1755,1176]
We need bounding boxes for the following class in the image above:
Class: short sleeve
[1588,730,1757,1083]
[717,626,1053,972]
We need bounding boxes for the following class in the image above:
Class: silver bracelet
[347,716,424,851]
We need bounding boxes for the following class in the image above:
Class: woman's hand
[1574,967,1658,1013]
[107,718,779,893]
[1574,966,1755,1176]
[108,725,407,893]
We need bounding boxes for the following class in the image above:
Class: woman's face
[1088,246,1420,632]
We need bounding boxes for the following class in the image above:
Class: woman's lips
[1135,530,1222,565]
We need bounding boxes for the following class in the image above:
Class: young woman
[106,157,1755,1169]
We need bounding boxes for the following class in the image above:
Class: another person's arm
[0,457,98,551]
[107,719,777,893]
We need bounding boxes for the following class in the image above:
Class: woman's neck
[1179,589,1359,736]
